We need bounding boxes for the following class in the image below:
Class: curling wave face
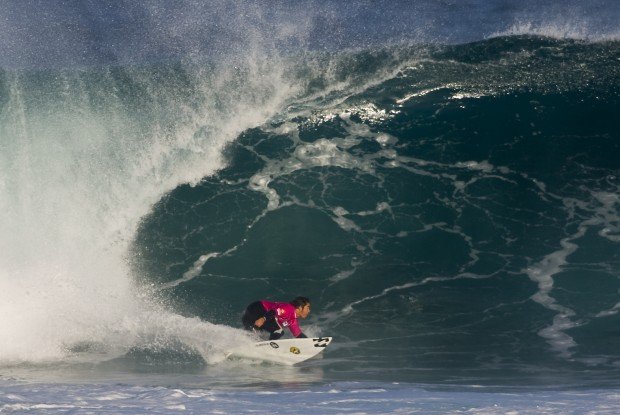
[133,37,620,385]
[0,0,618,387]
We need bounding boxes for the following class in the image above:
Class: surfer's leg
[262,310,284,339]
[268,329,284,340]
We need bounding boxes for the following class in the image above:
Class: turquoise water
[1,35,618,387]
[127,37,620,386]
[1,2,619,413]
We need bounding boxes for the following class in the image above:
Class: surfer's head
[291,296,311,319]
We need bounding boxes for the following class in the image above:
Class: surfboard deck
[226,337,332,365]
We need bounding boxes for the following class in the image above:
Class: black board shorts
[241,301,267,330]
[241,301,282,337]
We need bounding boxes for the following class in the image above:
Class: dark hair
[290,296,310,308]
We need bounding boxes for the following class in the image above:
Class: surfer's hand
[254,317,266,328]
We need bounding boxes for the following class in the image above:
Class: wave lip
[493,21,620,42]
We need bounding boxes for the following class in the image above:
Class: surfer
[242,296,311,340]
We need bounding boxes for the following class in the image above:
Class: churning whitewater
[1,1,619,414]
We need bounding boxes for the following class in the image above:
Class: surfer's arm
[288,320,304,337]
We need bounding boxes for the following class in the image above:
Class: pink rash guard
[260,300,302,337]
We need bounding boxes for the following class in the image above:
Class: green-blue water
[128,37,620,385]
[1,36,618,389]
[2,2,620,413]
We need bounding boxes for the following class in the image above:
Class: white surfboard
[226,337,332,365]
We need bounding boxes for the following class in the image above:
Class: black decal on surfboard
[269,342,279,349]
[313,337,330,347]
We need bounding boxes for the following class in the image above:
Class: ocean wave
[1,35,618,386]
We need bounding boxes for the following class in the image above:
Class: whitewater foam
[0,50,299,365]
[494,21,620,42]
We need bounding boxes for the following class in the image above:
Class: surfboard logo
[313,337,330,348]
[289,346,300,354]
[269,342,279,349]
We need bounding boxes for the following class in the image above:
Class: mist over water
[0,1,619,399]
[0,2,305,363]
[0,0,618,69]
[0,62,279,361]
